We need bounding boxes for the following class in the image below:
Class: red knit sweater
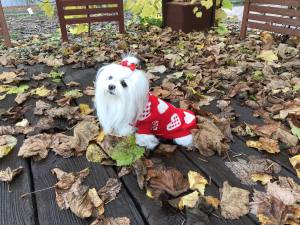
[135,94,197,139]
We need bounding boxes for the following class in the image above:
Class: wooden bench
[240,0,300,39]
[0,0,12,47]
[55,0,125,42]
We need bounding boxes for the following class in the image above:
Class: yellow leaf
[0,135,17,158]
[38,0,55,17]
[69,24,89,35]
[257,214,272,225]
[205,196,220,209]
[188,171,208,195]
[289,155,300,178]
[257,50,278,63]
[86,143,107,163]
[33,86,51,97]
[96,130,105,144]
[146,189,154,199]
[178,191,199,210]
[250,172,272,185]
[215,8,227,22]
[246,137,280,154]
[0,85,10,93]
[201,0,213,9]
[79,104,93,115]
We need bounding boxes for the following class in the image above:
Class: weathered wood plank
[31,153,146,225]
[0,65,36,225]
[0,135,36,225]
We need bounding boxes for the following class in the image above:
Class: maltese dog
[95,56,197,150]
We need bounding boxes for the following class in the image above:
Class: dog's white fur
[95,56,193,149]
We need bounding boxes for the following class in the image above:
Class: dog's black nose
[108,84,116,91]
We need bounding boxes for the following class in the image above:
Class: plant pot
[162,1,215,33]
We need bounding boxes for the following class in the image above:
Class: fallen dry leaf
[15,93,30,104]
[0,166,23,182]
[204,196,220,209]
[79,104,93,115]
[33,100,52,115]
[251,177,300,225]
[18,133,52,160]
[0,126,15,135]
[154,143,177,155]
[51,133,75,158]
[188,170,207,195]
[246,137,280,154]
[98,178,121,204]
[225,156,281,185]
[289,155,300,178]
[178,191,199,210]
[52,168,105,219]
[250,172,272,185]
[274,128,298,147]
[192,117,229,156]
[0,135,17,158]
[220,181,249,219]
[147,167,189,199]
[0,71,17,84]
[73,120,99,153]
[90,217,130,225]
[86,143,108,163]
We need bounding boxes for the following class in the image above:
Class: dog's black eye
[120,80,127,88]
[108,76,113,80]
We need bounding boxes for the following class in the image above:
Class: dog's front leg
[135,133,159,150]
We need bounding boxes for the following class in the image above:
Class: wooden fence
[56,0,125,42]
[240,0,300,39]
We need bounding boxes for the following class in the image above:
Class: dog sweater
[135,94,197,139]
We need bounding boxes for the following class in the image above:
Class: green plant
[125,0,162,26]
[192,0,233,35]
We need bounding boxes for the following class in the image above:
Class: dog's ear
[96,65,108,80]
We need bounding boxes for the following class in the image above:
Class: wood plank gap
[27,158,41,225]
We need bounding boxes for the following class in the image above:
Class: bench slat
[248,13,300,27]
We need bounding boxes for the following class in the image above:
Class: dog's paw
[135,134,159,150]
[174,134,193,148]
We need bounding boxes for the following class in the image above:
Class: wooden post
[240,0,251,40]
[118,0,125,33]
[0,0,12,47]
[56,0,68,42]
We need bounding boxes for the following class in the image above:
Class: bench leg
[56,0,69,42]
[118,0,125,33]
[0,2,12,47]
[240,0,250,40]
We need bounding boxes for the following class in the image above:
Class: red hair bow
[120,60,136,71]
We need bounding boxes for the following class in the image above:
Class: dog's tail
[121,54,140,66]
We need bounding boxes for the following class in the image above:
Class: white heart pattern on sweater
[167,113,181,131]
[139,102,151,121]
[157,99,169,114]
[184,111,195,124]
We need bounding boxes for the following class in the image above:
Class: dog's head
[96,56,148,99]
[95,56,149,125]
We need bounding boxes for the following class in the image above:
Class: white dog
[95,56,197,150]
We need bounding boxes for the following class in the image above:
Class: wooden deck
[1,64,299,225]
